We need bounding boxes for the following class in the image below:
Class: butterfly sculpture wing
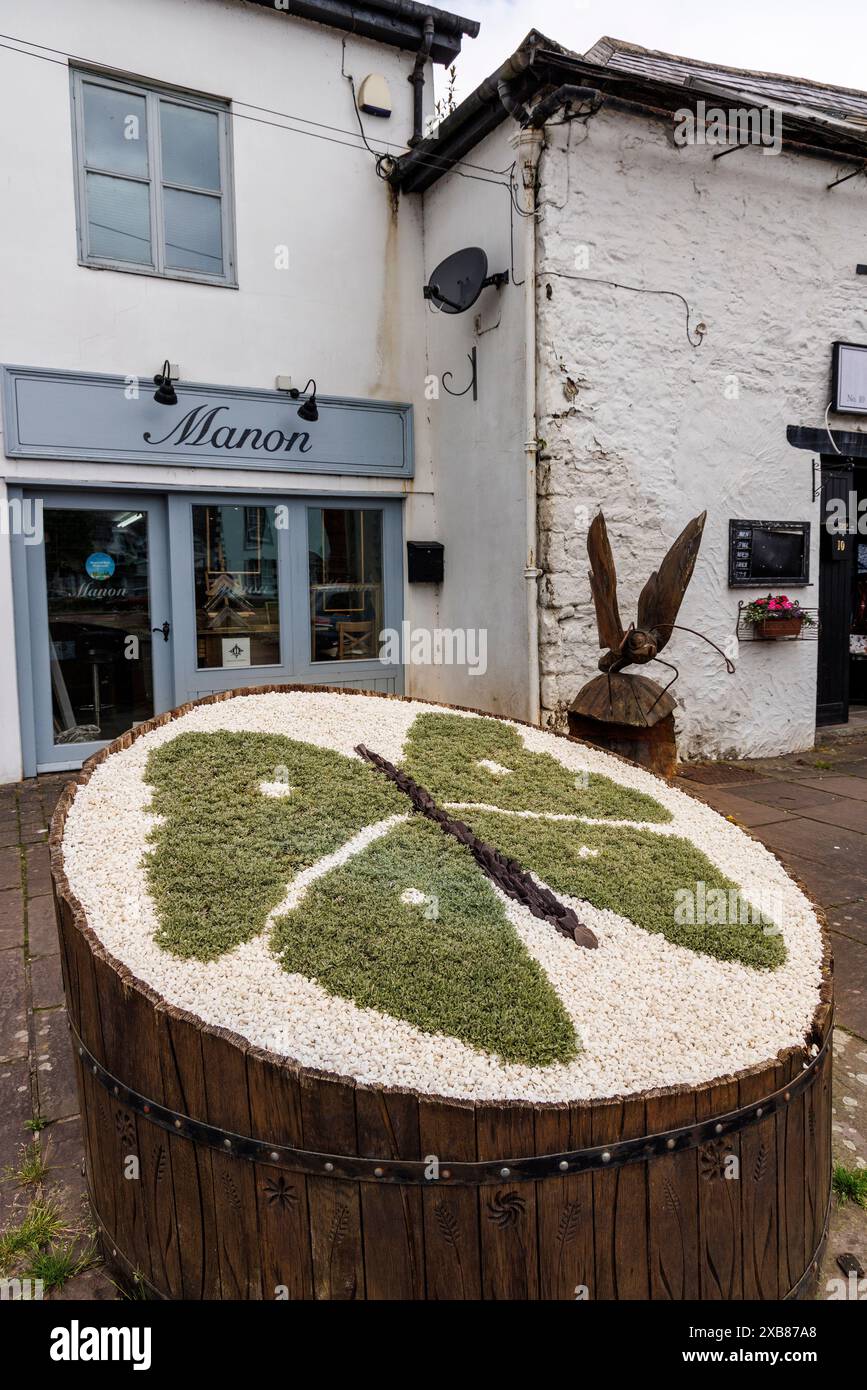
[636,510,706,655]
[587,513,626,652]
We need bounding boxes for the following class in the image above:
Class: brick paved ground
[674,729,867,1293]
[1,736,865,1301]
[0,773,115,1299]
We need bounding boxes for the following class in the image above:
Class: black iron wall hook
[442,345,477,401]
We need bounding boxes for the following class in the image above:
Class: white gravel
[60,691,824,1103]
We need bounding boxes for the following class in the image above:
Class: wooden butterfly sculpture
[587,510,707,676]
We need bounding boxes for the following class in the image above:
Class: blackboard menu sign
[729,520,810,587]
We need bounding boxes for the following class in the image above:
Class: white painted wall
[420,124,533,719]
[534,101,867,759]
[0,0,445,779]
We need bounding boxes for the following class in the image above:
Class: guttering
[243,0,479,66]
[526,84,602,126]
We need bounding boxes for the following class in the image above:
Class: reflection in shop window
[193,505,280,669]
[45,509,153,745]
[308,508,383,662]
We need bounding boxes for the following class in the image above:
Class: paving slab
[27,894,60,957]
[33,1008,78,1122]
[40,1115,83,1170]
[827,902,867,948]
[794,798,867,834]
[0,948,27,1060]
[0,889,24,951]
[0,846,21,893]
[763,852,867,908]
[0,1057,32,1169]
[23,844,52,898]
[828,933,867,1039]
[751,817,867,867]
[718,780,848,811]
[30,954,64,1010]
[678,787,798,827]
[795,775,867,802]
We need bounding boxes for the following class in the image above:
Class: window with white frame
[71,69,236,285]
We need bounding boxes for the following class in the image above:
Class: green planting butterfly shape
[143,713,785,1068]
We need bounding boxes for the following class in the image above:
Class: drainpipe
[407,15,435,147]
[513,125,544,725]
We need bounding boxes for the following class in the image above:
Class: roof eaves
[241,0,480,66]
[392,37,867,193]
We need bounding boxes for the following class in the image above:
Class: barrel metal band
[70,1020,830,1187]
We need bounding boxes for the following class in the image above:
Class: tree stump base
[568,672,678,778]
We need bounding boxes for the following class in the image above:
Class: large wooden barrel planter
[50,687,833,1300]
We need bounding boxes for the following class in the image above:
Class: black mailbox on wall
[407,541,444,583]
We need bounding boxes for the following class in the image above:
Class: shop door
[817,464,854,726]
[25,493,173,770]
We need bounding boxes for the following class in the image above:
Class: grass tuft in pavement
[832,1162,867,1208]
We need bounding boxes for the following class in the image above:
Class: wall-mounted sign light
[153,360,178,406]
[288,378,318,422]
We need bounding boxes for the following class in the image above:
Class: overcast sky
[437,0,867,103]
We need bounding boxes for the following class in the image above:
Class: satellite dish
[423,247,509,314]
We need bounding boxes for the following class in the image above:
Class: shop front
[2,367,410,775]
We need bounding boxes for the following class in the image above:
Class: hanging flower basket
[743,595,815,640]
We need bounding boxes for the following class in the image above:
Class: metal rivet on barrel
[270,1151,279,1162]
[559,1161,569,1172]
[374,1167,384,1178]
[784,1091,791,1102]
[174,1119,182,1129]
[441,1169,451,1180]
[601,1151,611,1164]
[666,1138,676,1150]
[113,1085,119,1096]
[756,1107,763,1118]
[324,1162,334,1173]
[500,1167,510,1178]
[223,1138,231,1149]
[143,1104,150,1114]
[91,1064,97,1074]
[78,1047,83,1057]
[715,1123,723,1134]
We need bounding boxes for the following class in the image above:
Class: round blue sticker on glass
[85,552,115,580]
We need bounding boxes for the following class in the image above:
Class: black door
[817,463,854,726]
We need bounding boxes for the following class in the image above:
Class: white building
[393,32,867,759]
[2,6,867,779]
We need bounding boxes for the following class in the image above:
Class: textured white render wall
[420,124,532,718]
[0,0,442,775]
[535,102,867,759]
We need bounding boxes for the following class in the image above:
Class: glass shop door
[25,492,173,770]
